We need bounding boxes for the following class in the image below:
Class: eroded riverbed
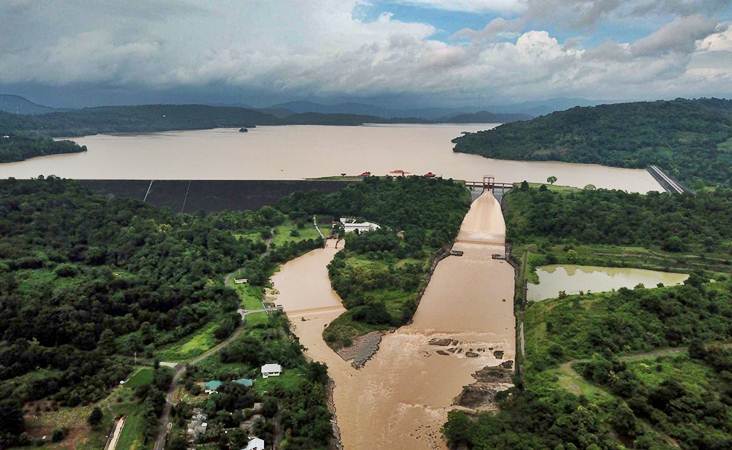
[273,191,514,449]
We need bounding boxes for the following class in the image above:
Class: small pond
[527,264,689,301]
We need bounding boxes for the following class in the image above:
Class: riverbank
[273,191,515,449]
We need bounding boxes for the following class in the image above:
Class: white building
[261,363,282,378]
[339,217,380,233]
[244,436,265,450]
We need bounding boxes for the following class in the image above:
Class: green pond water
[528,264,688,301]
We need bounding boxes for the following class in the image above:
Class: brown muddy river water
[273,192,514,449]
[527,264,689,301]
[0,124,660,192]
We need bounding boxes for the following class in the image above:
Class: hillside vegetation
[0,135,85,163]
[453,98,732,188]
[444,185,732,450]
[0,177,329,448]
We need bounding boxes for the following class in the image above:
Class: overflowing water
[273,192,514,449]
[0,125,661,192]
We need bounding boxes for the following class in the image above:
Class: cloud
[631,15,719,56]
[452,17,526,41]
[0,1,730,105]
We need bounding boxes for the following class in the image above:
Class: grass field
[271,220,328,246]
[156,322,219,361]
[253,369,304,395]
[125,367,154,388]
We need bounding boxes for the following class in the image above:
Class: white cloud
[452,17,525,41]
[0,1,729,103]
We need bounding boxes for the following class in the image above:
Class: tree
[0,400,24,436]
[87,407,103,428]
[98,329,116,354]
[547,176,558,185]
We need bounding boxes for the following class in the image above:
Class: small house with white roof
[260,363,282,378]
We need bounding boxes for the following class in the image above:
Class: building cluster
[185,364,282,448]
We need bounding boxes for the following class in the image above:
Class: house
[359,171,371,177]
[204,380,223,394]
[187,408,208,441]
[234,278,248,285]
[339,217,380,234]
[244,436,265,450]
[261,363,282,378]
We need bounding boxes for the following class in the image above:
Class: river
[272,191,513,449]
[528,264,689,301]
[0,124,661,192]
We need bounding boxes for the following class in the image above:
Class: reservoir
[0,124,661,192]
[272,191,514,449]
[527,264,689,301]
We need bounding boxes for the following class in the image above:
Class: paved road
[104,417,126,450]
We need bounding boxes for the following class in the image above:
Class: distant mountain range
[270,100,531,121]
[268,98,607,119]
[0,94,58,115]
[2,93,611,121]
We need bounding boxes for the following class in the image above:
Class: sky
[1,0,731,108]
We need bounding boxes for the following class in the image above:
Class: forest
[505,183,732,254]
[0,135,85,163]
[444,185,732,450]
[452,98,732,188]
[0,177,327,448]
[0,105,425,139]
[279,176,470,347]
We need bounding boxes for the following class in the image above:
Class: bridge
[647,165,693,194]
[464,176,514,193]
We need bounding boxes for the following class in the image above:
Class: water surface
[528,264,689,301]
[0,124,661,192]
[272,192,514,449]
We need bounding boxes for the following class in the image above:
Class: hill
[452,98,732,188]
[441,110,531,123]
[0,94,56,115]
[271,100,537,121]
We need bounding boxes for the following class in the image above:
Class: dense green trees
[453,98,732,187]
[505,185,732,254]
[0,135,85,162]
[0,177,328,446]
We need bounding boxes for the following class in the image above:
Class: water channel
[272,192,514,449]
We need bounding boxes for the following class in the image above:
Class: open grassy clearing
[155,322,220,362]
[253,369,305,396]
[125,367,154,389]
[270,220,328,246]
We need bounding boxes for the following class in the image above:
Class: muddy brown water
[0,125,660,192]
[273,192,514,449]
